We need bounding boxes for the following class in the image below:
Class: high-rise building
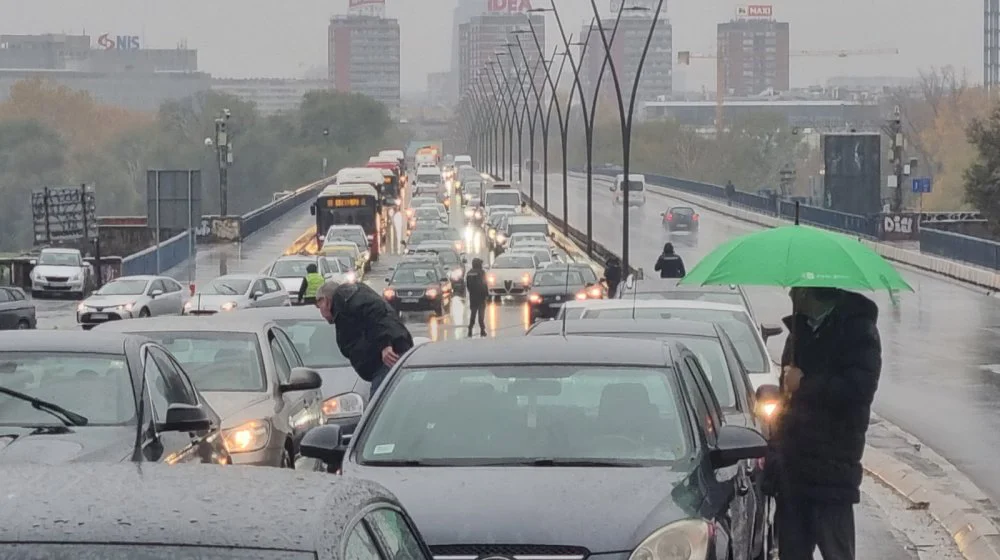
[328,14,401,114]
[987,0,1000,89]
[458,12,546,100]
[579,11,673,106]
[450,0,488,101]
[717,12,790,97]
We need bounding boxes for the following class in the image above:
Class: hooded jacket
[654,245,686,278]
[329,282,413,381]
[774,290,881,504]
[465,258,489,305]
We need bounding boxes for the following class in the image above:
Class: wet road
[520,171,1000,507]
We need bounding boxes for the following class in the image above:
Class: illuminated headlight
[345,270,357,283]
[322,392,364,419]
[487,274,496,285]
[222,420,270,453]
[464,193,472,201]
[454,241,464,252]
[183,301,193,313]
[220,301,238,311]
[465,207,475,218]
[474,210,483,218]
[394,198,402,205]
[116,302,135,313]
[361,251,370,261]
[450,269,463,281]
[757,400,779,419]
[77,302,87,313]
[496,233,507,244]
[629,519,710,560]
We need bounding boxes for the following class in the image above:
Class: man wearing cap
[315,280,413,395]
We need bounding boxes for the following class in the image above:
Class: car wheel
[16,319,30,330]
[281,445,294,469]
[138,307,151,318]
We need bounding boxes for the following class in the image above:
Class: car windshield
[331,256,354,270]
[580,308,767,373]
[0,545,312,559]
[493,256,534,269]
[150,332,266,392]
[275,319,349,368]
[409,231,445,244]
[636,291,745,308]
[392,267,439,284]
[522,250,551,263]
[621,180,644,191]
[324,245,359,257]
[411,198,435,207]
[509,223,548,235]
[37,252,79,266]
[0,352,133,426]
[203,278,251,296]
[358,365,692,466]
[671,207,695,216]
[512,234,546,245]
[485,192,521,207]
[571,266,599,284]
[269,260,312,277]
[417,173,439,184]
[417,250,459,265]
[533,270,585,287]
[415,208,439,219]
[328,228,366,246]
[95,279,148,296]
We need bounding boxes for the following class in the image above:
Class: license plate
[675,224,688,229]
[549,303,563,309]
[90,313,108,320]
[401,298,419,304]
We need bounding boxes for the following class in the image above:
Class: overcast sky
[0,0,981,92]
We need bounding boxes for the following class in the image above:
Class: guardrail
[241,178,330,239]
[121,231,192,276]
[583,168,997,271]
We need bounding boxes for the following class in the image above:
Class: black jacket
[773,292,881,504]
[330,283,414,381]
[465,269,488,305]
[654,254,686,278]
[605,263,622,285]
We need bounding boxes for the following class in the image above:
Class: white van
[611,173,646,207]
[454,155,473,168]
[483,186,522,210]
[415,166,443,186]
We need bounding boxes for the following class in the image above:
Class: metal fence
[240,181,329,238]
[121,231,192,276]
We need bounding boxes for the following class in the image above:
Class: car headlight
[220,301,238,311]
[629,519,710,560]
[116,302,135,312]
[345,270,357,283]
[464,208,475,218]
[322,392,364,419]
[184,301,193,310]
[362,251,370,261]
[77,302,87,312]
[450,269,463,281]
[70,272,81,281]
[222,420,271,453]
[487,274,496,285]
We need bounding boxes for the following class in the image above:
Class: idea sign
[488,0,534,13]
[97,33,140,50]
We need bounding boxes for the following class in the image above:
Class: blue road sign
[912,177,932,194]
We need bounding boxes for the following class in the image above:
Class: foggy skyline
[0,0,981,93]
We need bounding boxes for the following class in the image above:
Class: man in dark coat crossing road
[654,243,686,279]
[316,280,413,395]
[771,287,881,560]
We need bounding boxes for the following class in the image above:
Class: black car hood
[534,284,588,295]
[0,426,133,464]
[350,465,701,553]
[390,282,441,292]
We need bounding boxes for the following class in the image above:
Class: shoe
[480,331,487,337]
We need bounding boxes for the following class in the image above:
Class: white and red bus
[311,183,384,262]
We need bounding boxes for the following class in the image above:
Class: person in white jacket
[391,209,405,254]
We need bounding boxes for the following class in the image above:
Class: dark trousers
[468,300,487,335]
[606,281,620,298]
[369,364,391,396]
[776,491,855,560]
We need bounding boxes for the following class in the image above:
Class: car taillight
[587,286,602,298]
[528,293,542,304]
[383,288,395,299]
[666,213,673,221]
[575,291,588,300]
[693,214,699,221]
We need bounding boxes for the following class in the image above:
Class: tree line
[0,79,406,252]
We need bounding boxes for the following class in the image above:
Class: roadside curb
[863,445,1000,560]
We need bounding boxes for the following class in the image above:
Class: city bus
[311,183,384,262]
[366,156,403,208]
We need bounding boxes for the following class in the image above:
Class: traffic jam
[0,146,785,559]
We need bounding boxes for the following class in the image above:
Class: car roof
[402,336,672,368]
[528,318,721,338]
[235,306,329,320]
[210,273,264,281]
[40,248,79,254]
[111,275,159,281]
[628,280,744,295]
[0,464,400,551]
[507,216,546,224]
[328,224,364,230]
[95,315,276,334]
[0,330,135,354]
[563,299,747,313]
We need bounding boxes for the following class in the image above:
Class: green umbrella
[679,224,913,291]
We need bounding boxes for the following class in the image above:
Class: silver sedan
[77,275,189,329]
[185,274,290,315]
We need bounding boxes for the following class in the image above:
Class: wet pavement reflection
[526,171,1000,505]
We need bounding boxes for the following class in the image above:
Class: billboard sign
[31,185,98,244]
[96,33,140,50]
[822,133,881,216]
[488,0,534,13]
[146,170,202,232]
[735,4,773,18]
[349,0,385,17]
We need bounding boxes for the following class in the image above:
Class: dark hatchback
[0,331,229,465]
[384,261,454,316]
[526,267,595,322]
[662,206,699,232]
[301,336,769,560]
[0,286,35,329]
[0,463,435,559]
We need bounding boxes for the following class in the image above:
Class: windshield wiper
[213,284,239,295]
[362,459,434,467]
[483,458,644,467]
[0,386,89,426]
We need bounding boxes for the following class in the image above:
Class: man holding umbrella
[773,287,881,559]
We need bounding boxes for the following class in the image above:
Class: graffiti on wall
[879,213,919,242]
[195,216,242,243]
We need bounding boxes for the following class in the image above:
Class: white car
[77,275,189,329]
[557,299,780,388]
[509,247,556,267]
[30,248,94,298]
[486,253,539,299]
[185,274,290,315]
[611,173,647,207]
[264,255,356,295]
[507,232,551,251]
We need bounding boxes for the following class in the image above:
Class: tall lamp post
[472,70,498,176]
[494,51,525,183]
[484,60,509,180]
[505,42,545,190]
[587,0,665,273]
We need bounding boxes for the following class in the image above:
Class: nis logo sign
[487,0,534,13]
[97,34,140,50]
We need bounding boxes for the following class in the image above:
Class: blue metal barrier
[920,227,1000,270]
[241,181,328,239]
[121,231,192,276]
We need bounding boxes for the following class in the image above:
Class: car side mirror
[401,240,407,246]
[710,425,768,469]
[157,403,212,433]
[310,204,317,216]
[252,290,264,300]
[660,212,665,217]
[149,289,164,298]
[280,367,323,393]
[761,323,784,341]
[300,424,348,472]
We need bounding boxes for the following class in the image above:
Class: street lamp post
[484,61,508,180]
[506,43,546,191]
[472,72,498,176]
[213,109,232,216]
[494,52,526,183]
[587,0,665,273]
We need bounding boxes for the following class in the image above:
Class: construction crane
[675,48,900,136]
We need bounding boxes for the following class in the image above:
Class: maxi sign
[97,34,140,50]
[736,4,773,18]
[488,0,534,12]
